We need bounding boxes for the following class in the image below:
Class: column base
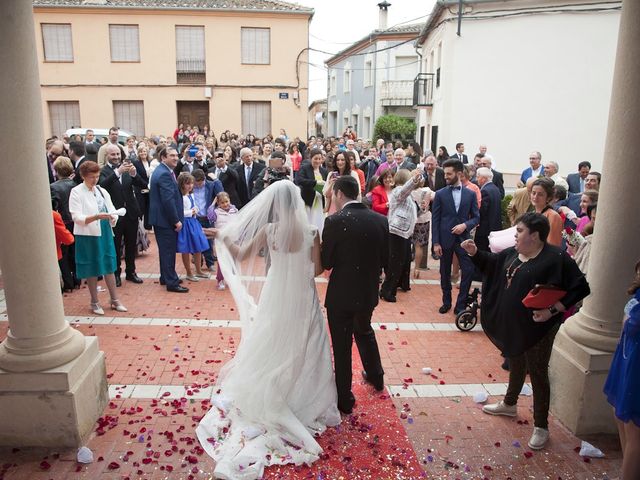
[0,336,108,447]
[549,325,617,436]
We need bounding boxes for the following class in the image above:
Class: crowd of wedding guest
[43,123,640,464]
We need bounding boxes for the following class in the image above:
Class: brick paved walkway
[0,236,622,479]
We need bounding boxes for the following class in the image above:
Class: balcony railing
[380,80,414,107]
[176,59,206,85]
[413,73,435,107]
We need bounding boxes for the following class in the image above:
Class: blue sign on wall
[279,93,289,99]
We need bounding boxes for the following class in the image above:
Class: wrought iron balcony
[413,73,434,107]
[176,59,206,85]
[380,80,414,107]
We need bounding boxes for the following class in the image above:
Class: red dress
[370,185,389,216]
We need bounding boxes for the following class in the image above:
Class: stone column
[0,0,108,447]
[550,0,640,435]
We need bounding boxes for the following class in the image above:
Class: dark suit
[295,163,327,208]
[132,159,151,229]
[432,185,480,312]
[73,156,88,184]
[235,161,266,208]
[424,167,446,191]
[209,165,241,208]
[491,169,505,198]
[453,152,468,164]
[100,163,147,278]
[566,173,584,194]
[359,157,380,186]
[476,182,503,252]
[322,203,388,412]
[558,192,581,216]
[149,162,183,289]
[50,177,78,289]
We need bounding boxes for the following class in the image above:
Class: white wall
[419,7,620,177]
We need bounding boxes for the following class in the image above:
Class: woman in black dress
[460,212,589,451]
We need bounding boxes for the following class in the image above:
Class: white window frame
[241,101,271,138]
[48,101,80,138]
[113,100,145,137]
[175,25,206,72]
[343,63,351,94]
[109,24,140,62]
[241,27,270,65]
[41,23,73,62]
[364,59,373,87]
[329,70,337,96]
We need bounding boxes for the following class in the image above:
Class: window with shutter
[48,101,80,138]
[42,24,74,62]
[241,28,270,65]
[113,101,145,137]
[241,101,271,138]
[175,26,206,84]
[109,25,140,62]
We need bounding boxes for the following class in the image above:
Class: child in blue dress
[177,173,210,282]
[604,260,640,479]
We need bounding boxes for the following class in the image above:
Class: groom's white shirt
[341,200,359,209]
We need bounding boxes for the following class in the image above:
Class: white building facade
[414,0,621,184]
[326,8,420,141]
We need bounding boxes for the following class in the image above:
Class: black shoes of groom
[439,304,451,314]
[338,393,356,415]
[361,371,384,392]
[126,273,144,284]
[167,285,189,293]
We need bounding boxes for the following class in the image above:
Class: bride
[196,180,341,480]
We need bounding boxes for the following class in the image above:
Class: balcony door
[177,101,209,129]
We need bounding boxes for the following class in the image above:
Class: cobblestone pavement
[0,235,622,479]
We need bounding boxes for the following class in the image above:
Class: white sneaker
[482,400,517,417]
[217,280,226,291]
[186,275,200,282]
[528,427,549,450]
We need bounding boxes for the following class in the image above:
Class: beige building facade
[33,0,313,140]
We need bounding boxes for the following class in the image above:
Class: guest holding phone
[323,151,360,215]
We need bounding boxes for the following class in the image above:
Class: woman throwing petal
[461,212,589,450]
[196,180,340,480]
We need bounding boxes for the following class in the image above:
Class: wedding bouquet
[562,226,585,248]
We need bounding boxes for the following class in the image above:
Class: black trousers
[504,324,560,429]
[154,226,179,288]
[380,233,411,298]
[113,217,138,277]
[326,307,384,410]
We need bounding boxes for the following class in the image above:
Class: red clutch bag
[522,284,567,309]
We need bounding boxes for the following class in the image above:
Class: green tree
[372,115,416,144]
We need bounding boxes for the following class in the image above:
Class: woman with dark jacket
[295,148,327,235]
[461,212,590,451]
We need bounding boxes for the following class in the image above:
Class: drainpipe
[457,0,463,36]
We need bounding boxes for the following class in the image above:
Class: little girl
[211,191,238,290]
[177,173,210,282]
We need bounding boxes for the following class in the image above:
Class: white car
[64,127,135,145]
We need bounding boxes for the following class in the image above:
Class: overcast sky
[302,0,437,104]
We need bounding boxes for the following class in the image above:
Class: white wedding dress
[196,181,340,480]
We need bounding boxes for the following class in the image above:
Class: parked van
[64,128,135,146]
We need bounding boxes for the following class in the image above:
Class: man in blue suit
[520,151,544,185]
[566,161,591,194]
[149,147,189,293]
[432,159,480,314]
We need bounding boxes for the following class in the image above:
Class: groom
[321,175,388,414]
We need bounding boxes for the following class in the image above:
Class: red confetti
[523,451,533,458]
[39,461,51,470]
[107,462,120,470]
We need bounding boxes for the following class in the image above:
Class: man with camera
[252,151,291,198]
[176,143,206,175]
[99,144,148,286]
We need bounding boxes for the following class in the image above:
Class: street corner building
[33,0,314,140]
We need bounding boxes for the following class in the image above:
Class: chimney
[378,1,391,30]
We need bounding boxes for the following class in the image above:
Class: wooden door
[177,101,210,129]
